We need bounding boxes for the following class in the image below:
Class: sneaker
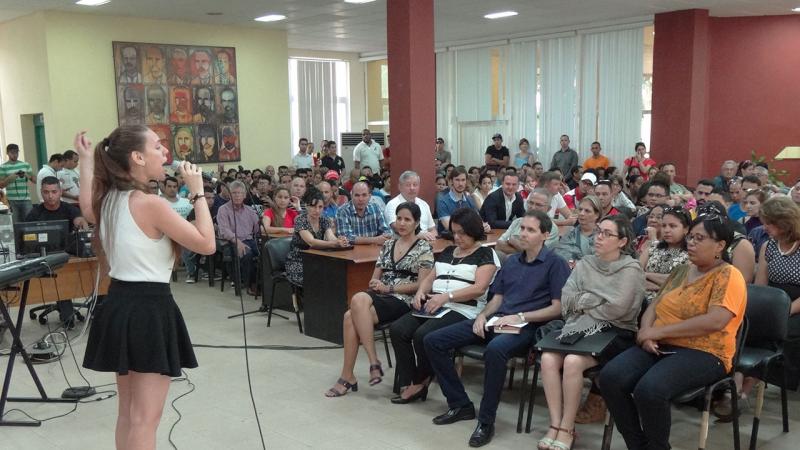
[186,277,196,284]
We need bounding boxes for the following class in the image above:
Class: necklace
[778,240,799,256]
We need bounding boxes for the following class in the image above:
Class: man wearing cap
[336,182,391,245]
[324,170,350,205]
[435,137,452,164]
[485,134,510,171]
[550,135,579,184]
[563,172,597,210]
[479,173,525,229]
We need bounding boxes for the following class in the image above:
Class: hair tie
[102,137,111,152]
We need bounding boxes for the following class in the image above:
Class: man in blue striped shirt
[335,182,391,245]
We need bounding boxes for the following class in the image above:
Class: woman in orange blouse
[598,214,746,450]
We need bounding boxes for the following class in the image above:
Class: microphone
[167,160,219,183]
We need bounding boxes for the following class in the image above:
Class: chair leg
[698,387,713,450]
[601,411,615,450]
[517,359,531,433]
[208,255,216,287]
[267,284,276,327]
[731,380,741,450]
[381,329,393,368]
[508,362,515,390]
[781,367,790,433]
[750,380,766,450]
[525,362,540,433]
[292,291,303,334]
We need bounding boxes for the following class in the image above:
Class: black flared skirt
[83,279,198,377]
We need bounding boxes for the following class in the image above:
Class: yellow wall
[0,11,291,169]
[0,12,54,164]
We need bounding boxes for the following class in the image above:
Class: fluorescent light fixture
[484,11,518,20]
[76,0,111,5]
[793,7,800,12]
[255,14,287,22]
[345,0,377,4]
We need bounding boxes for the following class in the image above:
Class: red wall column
[651,9,711,185]
[386,0,436,204]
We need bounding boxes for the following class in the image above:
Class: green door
[33,114,47,170]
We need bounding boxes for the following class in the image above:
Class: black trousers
[389,311,466,387]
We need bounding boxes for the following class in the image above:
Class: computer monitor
[14,220,69,257]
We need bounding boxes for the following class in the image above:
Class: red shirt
[263,208,298,228]
[624,156,657,180]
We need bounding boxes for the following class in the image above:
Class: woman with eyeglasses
[634,204,666,253]
[538,215,644,450]
[639,207,691,302]
[599,214,746,450]
[554,196,602,265]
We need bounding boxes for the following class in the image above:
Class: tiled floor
[1,279,798,449]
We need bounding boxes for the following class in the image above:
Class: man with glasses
[633,180,670,236]
[435,137,452,165]
[712,160,738,193]
[496,188,560,259]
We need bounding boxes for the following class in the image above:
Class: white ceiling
[0,0,797,53]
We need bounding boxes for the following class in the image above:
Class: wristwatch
[448,292,454,301]
[517,312,526,323]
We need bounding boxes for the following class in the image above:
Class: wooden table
[2,257,110,307]
[302,231,501,344]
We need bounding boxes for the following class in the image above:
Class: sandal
[550,427,577,450]
[537,425,559,450]
[369,362,384,386]
[324,378,358,397]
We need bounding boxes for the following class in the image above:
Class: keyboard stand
[0,279,77,427]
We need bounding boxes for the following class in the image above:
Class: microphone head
[167,160,182,174]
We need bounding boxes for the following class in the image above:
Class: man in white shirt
[384,170,437,240]
[162,175,193,219]
[57,150,80,204]
[292,138,313,169]
[353,129,383,172]
[36,154,64,204]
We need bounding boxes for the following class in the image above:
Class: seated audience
[389,208,499,405]
[697,201,755,283]
[335,182,391,245]
[660,162,692,205]
[479,173,525,229]
[326,202,434,397]
[633,181,671,235]
[289,175,306,212]
[624,142,656,180]
[739,187,768,235]
[539,215,644,450]
[285,192,349,288]
[599,214,746,450]
[754,196,800,390]
[712,160,739,192]
[471,173,494,211]
[593,180,619,217]
[639,207,690,302]
[184,186,219,282]
[162,175,193,219]
[262,187,298,235]
[554,196,602,263]
[610,174,635,214]
[217,181,260,295]
[425,210,569,447]
[437,167,477,232]
[496,188,560,258]
[634,204,666,253]
[385,171,437,240]
[563,172,596,210]
[317,181,338,221]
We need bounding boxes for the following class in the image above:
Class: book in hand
[485,316,528,334]
[411,308,450,319]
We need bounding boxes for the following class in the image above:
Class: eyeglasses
[594,227,620,239]
[686,233,710,244]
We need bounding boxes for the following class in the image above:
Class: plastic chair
[737,285,791,449]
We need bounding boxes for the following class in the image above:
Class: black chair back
[265,237,292,276]
[744,285,790,349]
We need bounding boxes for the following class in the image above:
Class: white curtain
[294,59,338,152]
[458,121,508,169]
[579,28,643,168]
[454,47,495,122]
[540,37,578,168]
[507,41,538,161]
[436,51,457,162]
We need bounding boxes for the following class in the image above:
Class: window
[288,58,351,155]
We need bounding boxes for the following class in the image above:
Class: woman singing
[77,126,216,449]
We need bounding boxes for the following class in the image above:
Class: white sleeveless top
[101,190,175,283]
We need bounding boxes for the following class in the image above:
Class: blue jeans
[424,319,537,424]
[181,249,198,278]
[598,345,726,450]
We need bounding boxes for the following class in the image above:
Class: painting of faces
[114,41,241,162]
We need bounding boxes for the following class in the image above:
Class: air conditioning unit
[340,132,385,174]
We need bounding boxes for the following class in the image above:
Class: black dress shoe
[432,404,476,425]
[468,422,495,447]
